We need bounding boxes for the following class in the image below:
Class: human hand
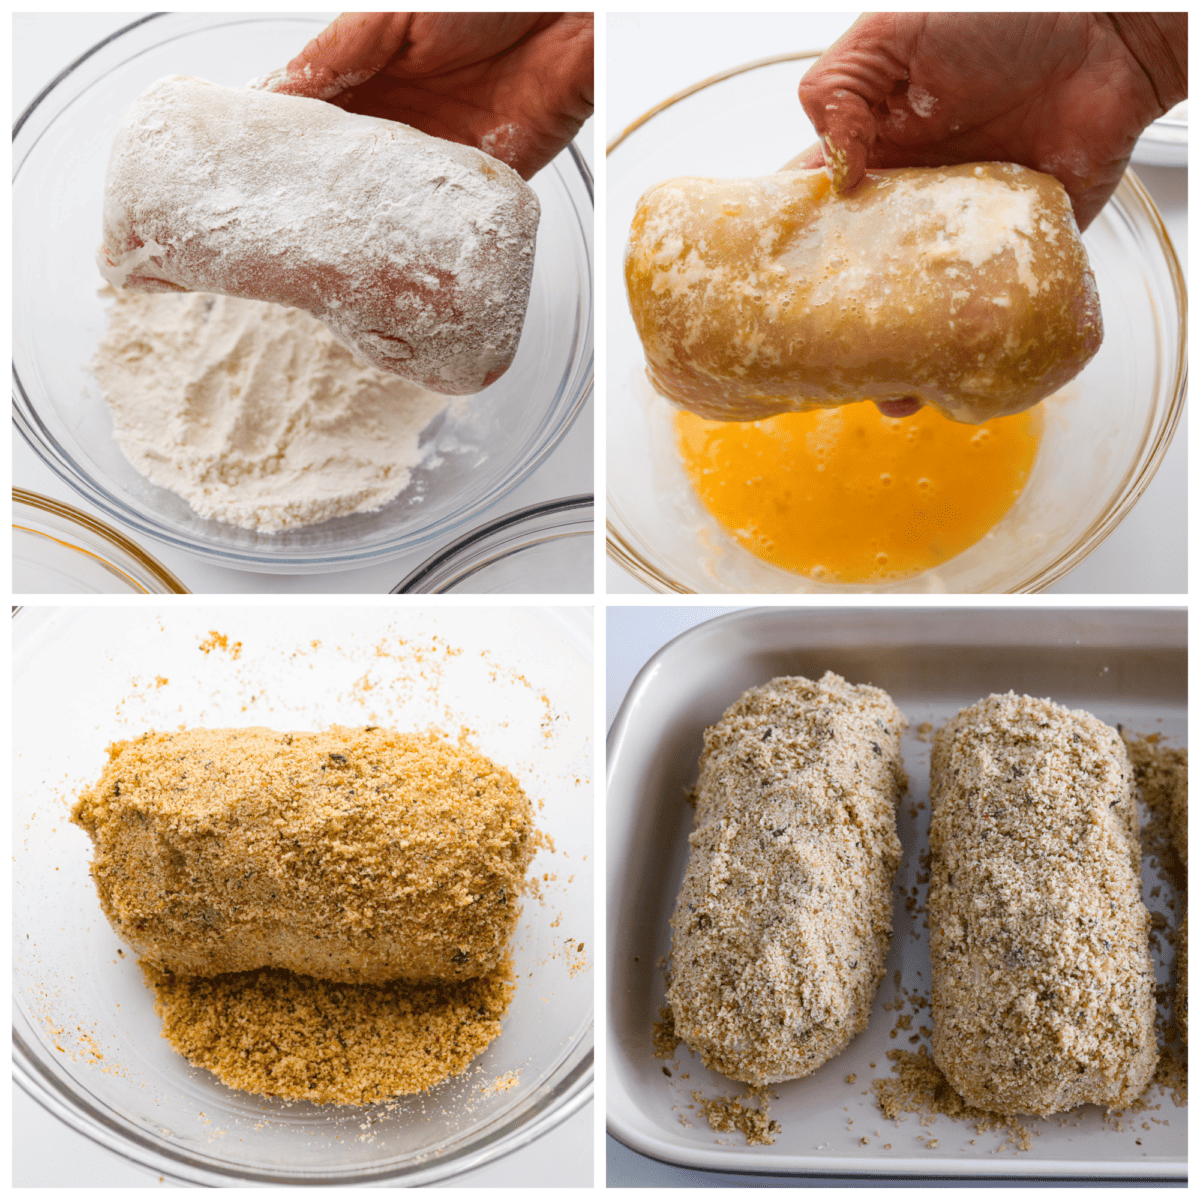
[792,12,1185,419]
[256,12,594,180]
[794,12,1186,232]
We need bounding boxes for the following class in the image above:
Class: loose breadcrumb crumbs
[652,1005,681,1059]
[1124,733,1188,1048]
[872,1046,1032,1151]
[142,957,514,1105]
[692,1088,779,1146]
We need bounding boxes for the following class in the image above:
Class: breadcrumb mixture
[1123,734,1188,874]
[141,958,514,1105]
[929,694,1157,1116]
[71,726,533,983]
[652,1005,682,1059]
[668,673,906,1085]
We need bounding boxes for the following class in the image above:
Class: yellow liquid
[676,402,1041,583]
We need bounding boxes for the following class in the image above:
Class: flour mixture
[93,288,453,532]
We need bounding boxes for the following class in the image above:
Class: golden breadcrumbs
[71,726,533,983]
[1124,733,1188,1046]
[652,1005,682,1059]
[871,1046,1032,1151]
[141,958,514,1105]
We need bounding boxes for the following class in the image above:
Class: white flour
[93,288,452,533]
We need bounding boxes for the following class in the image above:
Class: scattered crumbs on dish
[915,722,934,743]
[692,1087,779,1146]
[845,1073,857,1084]
[1122,730,1186,888]
[652,1006,681,1059]
[1152,1037,1187,1107]
[871,1045,1033,1152]
[481,1069,520,1097]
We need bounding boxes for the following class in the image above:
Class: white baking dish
[607,607,1186,1179]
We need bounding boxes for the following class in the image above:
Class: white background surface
[13,12,594,596]
[604,12,1187,596]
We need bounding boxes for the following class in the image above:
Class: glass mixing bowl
[14,13,593,575]
[14,488,188,594]
[607,53,1186,594]
[13,606,593,1185]
[393,495,593,593]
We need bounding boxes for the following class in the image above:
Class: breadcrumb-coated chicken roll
[71,726,534,984]
[1163,748,1188,1044]
[668,672,906,1085]
[929,694,1156,1115]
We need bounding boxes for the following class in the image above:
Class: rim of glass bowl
[14,487,190,594]
[605,51,1187,595]
[12,1016,593,1187]
[12,599,594,1186]
[13,13,594,574]
[392,493,593,593]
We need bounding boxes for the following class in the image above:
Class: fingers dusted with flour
[798,12,1182,231]
[256,12,595,180]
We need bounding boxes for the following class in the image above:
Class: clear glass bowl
[13,606,593,1185]
[1132,101,1187,168]
[14,488,188,593]
[606,53,1187,594]
[14,13,593,575]
[393,495,593,593]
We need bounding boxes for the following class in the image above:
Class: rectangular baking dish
[606,607,1186,1179]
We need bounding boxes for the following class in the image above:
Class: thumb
[798,77,876,192]
[798,15,916,191]
[265,13,412,101]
